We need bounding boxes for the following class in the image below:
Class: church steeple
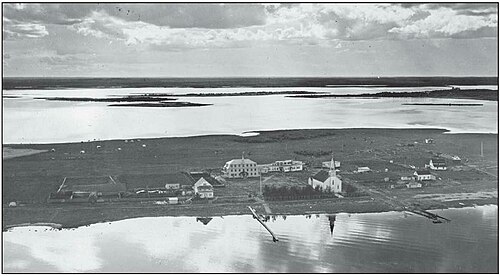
[329,155,336,177]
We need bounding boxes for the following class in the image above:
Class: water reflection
[3,206,498,273]
[328,215,336,235]
[196,217,213,225]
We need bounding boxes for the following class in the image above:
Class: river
[2,85,498,144]
[3,205,498,273]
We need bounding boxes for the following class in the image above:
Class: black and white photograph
[2,2,498,273]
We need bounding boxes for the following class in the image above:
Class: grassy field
[3,128,498,227]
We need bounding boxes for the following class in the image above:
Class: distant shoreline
[402,103,483,106]
[287,88,498,101]
[3,76,497,90]
[3,127,453,146]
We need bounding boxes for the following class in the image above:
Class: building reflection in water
[327,215,336,235]
[196,217,213,225]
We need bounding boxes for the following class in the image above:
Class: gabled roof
[415,169,431,175]
[118,173,194,190]
[431,158,446,165]
[226,158,257,165]
[65,176,126,193]
[197,185,213,191]
[190,172,222,187]
[312,170,330,182]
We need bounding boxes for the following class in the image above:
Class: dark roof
[190,172,222,187]
[118,173,195,190]
[312,170,330,182]
[431,158,446,165]
[64,176,126,193]
[197,185,213,191]
[415,170,431,175]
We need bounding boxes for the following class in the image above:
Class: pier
[248,206,279,242]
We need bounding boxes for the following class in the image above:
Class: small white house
[357,167,371,173]
[194,177,214,198]
[165,183,180,190]
[168,197,179,204]
[406,182,422,189]
[414,170,436,181]
[452,155,462,164]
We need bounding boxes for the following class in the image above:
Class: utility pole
[260,174,262,196]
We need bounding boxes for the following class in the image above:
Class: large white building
[222,157,260,178]
[308,158,342,193]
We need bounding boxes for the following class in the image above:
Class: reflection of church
[327,215,336,235]
[196,217,213,225]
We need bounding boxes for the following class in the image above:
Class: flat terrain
[3,128,498,228]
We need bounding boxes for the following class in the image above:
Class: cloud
[3,18,48,39]
[388,7,497,38]
[2,3,498,49]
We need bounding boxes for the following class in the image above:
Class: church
[308,158,342,194]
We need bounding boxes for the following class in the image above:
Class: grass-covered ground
[3,128,498,228]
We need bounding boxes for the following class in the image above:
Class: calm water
[3,205,498,273]
[3,86,498,144]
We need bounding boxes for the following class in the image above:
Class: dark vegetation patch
[402,103,483,106]
[288,88,498,101]
[108,102,212,107]
[235,129,337,143]
[34,96,178,102]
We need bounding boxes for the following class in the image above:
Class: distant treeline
[3,77,497,90]
[262,184,362,201]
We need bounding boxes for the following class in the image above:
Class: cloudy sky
[3,3,498,77]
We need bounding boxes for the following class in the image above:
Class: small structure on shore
[308,158,342,193]
[452,155,462,164]
[428,158,447,170]
[222,155,259,178]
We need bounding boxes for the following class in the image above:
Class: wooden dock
[248,206,279,242]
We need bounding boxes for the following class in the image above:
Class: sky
[2,3,498,77]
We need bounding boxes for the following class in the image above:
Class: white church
[308,158,342,194]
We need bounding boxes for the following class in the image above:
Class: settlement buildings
[222,156,260,178]
[428,158,447,170]
[414,169,436,181]
[308,158,342,193]
[258,160,304,174]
